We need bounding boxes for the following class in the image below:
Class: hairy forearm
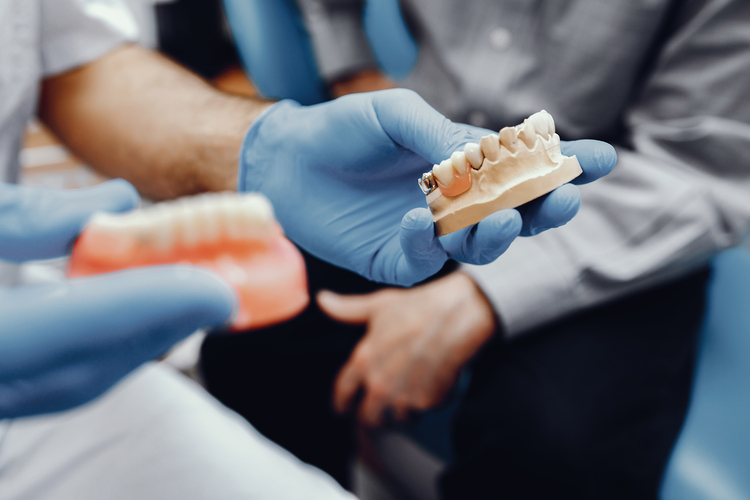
[39,45,273,200]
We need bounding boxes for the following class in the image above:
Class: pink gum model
[67,192,308,331]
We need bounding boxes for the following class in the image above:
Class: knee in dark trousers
[441,268,711,500]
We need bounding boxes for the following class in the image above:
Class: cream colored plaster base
[430,155,582,236]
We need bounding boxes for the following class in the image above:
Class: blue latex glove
[239,89,617,286]
[0,181,236,419]
[0,268,236,419]
[0,179,139,260]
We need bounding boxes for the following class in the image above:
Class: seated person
[0,1,612,498]
[202,0,750,498]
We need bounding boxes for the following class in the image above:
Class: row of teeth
[89,192,275,249]
[421,110,558,194]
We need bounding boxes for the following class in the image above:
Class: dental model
[67,192,309,331]
[418,110,582,236]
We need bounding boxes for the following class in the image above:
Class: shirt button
[468,111,488,128]
[489,28,512,51]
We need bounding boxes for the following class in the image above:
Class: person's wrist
[420,270,498,373]
[444,271,499,339]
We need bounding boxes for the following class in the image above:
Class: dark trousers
[201,253,710,499]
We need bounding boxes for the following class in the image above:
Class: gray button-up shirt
[298,0,750,336]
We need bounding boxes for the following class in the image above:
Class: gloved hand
[0,268,235,419]
[0,181,236,419]
[239,89,616,286]
[0,179,139,260]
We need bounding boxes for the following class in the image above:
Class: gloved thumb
[371,89,480,166]
[518,183,580,236]
[395,208,448,285]
[317,290,374,324]
[561,140,617,185]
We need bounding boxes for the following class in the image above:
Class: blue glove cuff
[238,100,301,193]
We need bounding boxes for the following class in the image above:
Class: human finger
[561,139,617,185]
[317,290,377,325]
[440,209,522,265]
[332,359,364,414]
[518,183,581,236]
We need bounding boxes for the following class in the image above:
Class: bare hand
[317,272,497,427]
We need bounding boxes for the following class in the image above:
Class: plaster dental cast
[421,110,584,235]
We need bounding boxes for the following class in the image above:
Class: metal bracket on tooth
[418,172,438,195]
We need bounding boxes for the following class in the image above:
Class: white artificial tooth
[137,209,162,241]
[450,151,468,174]
[150,207,175,251]
[518,121,537,148]
[178,203,200,246]
[542,109,555,136]
[464,143,483,169]
[239,194,274,237]
[237,197,268,237]
[433,160,455,186]
[90,213,122,233]
[196,196,221,242]
[113,211,146,239]
[480,134,501,161]
[221,196,245,239]
[528,111,550,138]
[241,193,274,222]
[498,127,517,151]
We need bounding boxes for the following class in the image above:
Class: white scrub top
[0,0,138,284]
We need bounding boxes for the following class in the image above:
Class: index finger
[333,360,364,414]
[561,140,617,185]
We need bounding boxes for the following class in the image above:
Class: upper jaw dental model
[419,110,582,236]
[67,192,308,332]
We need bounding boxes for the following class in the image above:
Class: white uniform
[0,2,355,498]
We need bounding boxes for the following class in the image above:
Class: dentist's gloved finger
[392,208,448,286]
[561,140,617,185]
[2,267,237,375]
[0,267,236,419]
[58,178,140,214]
[0,356,116,419]
[370,89,479,165]
[0,179,140,261]
[441,210,522,265]
[518,184,581,237]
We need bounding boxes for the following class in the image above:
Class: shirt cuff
[460,232,579,338]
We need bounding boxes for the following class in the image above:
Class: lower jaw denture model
[67,192,309,331]
[419,110,582,236]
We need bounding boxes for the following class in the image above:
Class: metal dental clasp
[418,172,438,195]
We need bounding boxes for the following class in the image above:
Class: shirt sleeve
[295,0,377,82]
[462,0,750,337]
[40,0,139,77]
